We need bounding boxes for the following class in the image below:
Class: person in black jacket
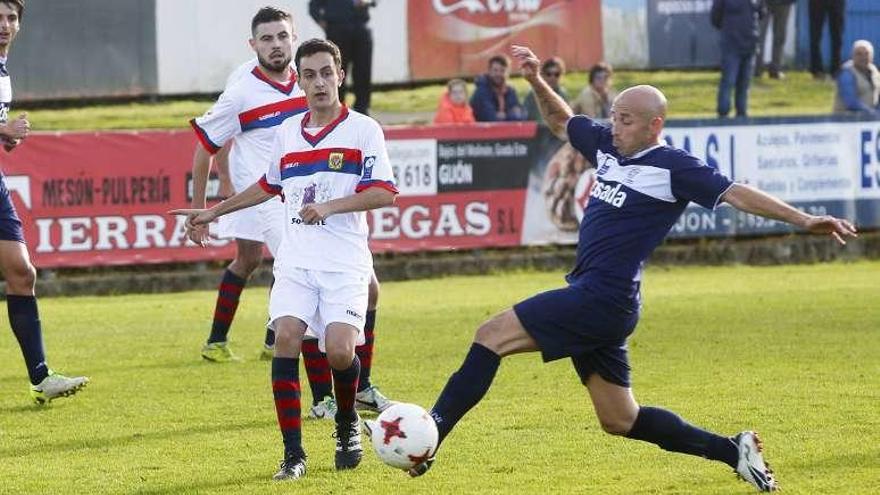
[309,0,376,114]
[711,0,766,118]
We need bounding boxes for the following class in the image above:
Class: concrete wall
[10,0,157,100]
[154,0,408,95]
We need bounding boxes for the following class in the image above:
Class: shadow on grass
[129,474,271,495]
[0,418,273,459]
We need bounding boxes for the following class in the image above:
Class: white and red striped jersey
[259,107,398,274]
[190,64,306,193]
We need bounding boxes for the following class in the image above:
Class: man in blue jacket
[711,0,766,118]
[470,55,525,122]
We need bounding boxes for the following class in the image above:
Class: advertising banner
[2,118,877,269]
[407,0,603,80]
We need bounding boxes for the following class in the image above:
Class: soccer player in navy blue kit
[0,0,88,404]
[404,45,858,491]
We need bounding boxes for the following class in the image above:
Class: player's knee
[236,254,262,275]
[4,260,36,294]
[326,344,355,370]
[274,324,303,352]
[473,317,505,352]
[597,411,637,436]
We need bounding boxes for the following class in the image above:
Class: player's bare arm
[170,181,274,245]
[188,144,216,245]
[511,45,573,140]
[722,183,858,244]
[299,187,396,225]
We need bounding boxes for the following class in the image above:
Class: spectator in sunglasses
[524,56,568,125]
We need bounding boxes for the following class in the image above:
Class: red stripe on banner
[384,122,537,141]
[272,380,301,392]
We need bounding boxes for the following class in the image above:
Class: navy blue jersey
[566,116,733,309]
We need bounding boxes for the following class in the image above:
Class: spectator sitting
[570,62,616,118]
[434,79,476,124]
[524,56,568,125]
[470,55,525,122]
[833,40,880,116]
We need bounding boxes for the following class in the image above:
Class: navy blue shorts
[513,285,639,387]
[0,178,25,242]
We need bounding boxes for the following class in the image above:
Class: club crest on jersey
[589,180,628,208]
[328,152,344,170]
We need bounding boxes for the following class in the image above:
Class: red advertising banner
[407,0,603,80]
[0,126,537,269]
[0,131,238,268]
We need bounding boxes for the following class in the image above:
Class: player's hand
[186,224,212,247]
[804,215,858,245]
[168,208,218,242]
[511,45,540,82]
[6,113,29,140]
[299,203,332,225]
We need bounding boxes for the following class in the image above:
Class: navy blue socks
[7,295,49,385]
[430,343,501,446]
[626,406,738,468]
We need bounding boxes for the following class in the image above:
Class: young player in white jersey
[0,0,88,404]
[173,38,398,481]
[188,7,307,362]
[204,42,396,418]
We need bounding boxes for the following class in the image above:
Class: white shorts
[214,197,285,257]
[269,267,370,352]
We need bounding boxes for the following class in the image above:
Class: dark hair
[294,38,343,73]
[251,6,292,35]
[1,0,24,20]
[488,55,510,69]
[588,62,613,84]
[541,56,566,75]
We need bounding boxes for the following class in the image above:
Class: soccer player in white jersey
[0,0,88,404]
[189,7,307,362]
[173,38,398,481]
[404,45,858,492]
[204,49,396,417]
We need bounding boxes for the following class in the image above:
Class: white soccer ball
[369,403,438,469]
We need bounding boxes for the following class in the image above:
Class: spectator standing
[524,57,568,125]
[755,0,794,79]
[434,79,475,124]
[833,40,880,116]
[309,0,375,114]
[470,55,525,122]
[570,62,617,118]
[711,0,766,118]
[809,0,846,80]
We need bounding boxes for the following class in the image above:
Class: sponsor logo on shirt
[346,309,363,320]
[589,180,627,208]
[363,156,376,179]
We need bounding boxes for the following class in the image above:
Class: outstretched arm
[721,183,858,244]
[511,45,573,140]
[169,181,274,245]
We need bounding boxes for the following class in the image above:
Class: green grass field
[21,70,838,131]
[1,263,878,494]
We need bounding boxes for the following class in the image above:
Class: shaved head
[610,85,668,157]
[614,85,667,121]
